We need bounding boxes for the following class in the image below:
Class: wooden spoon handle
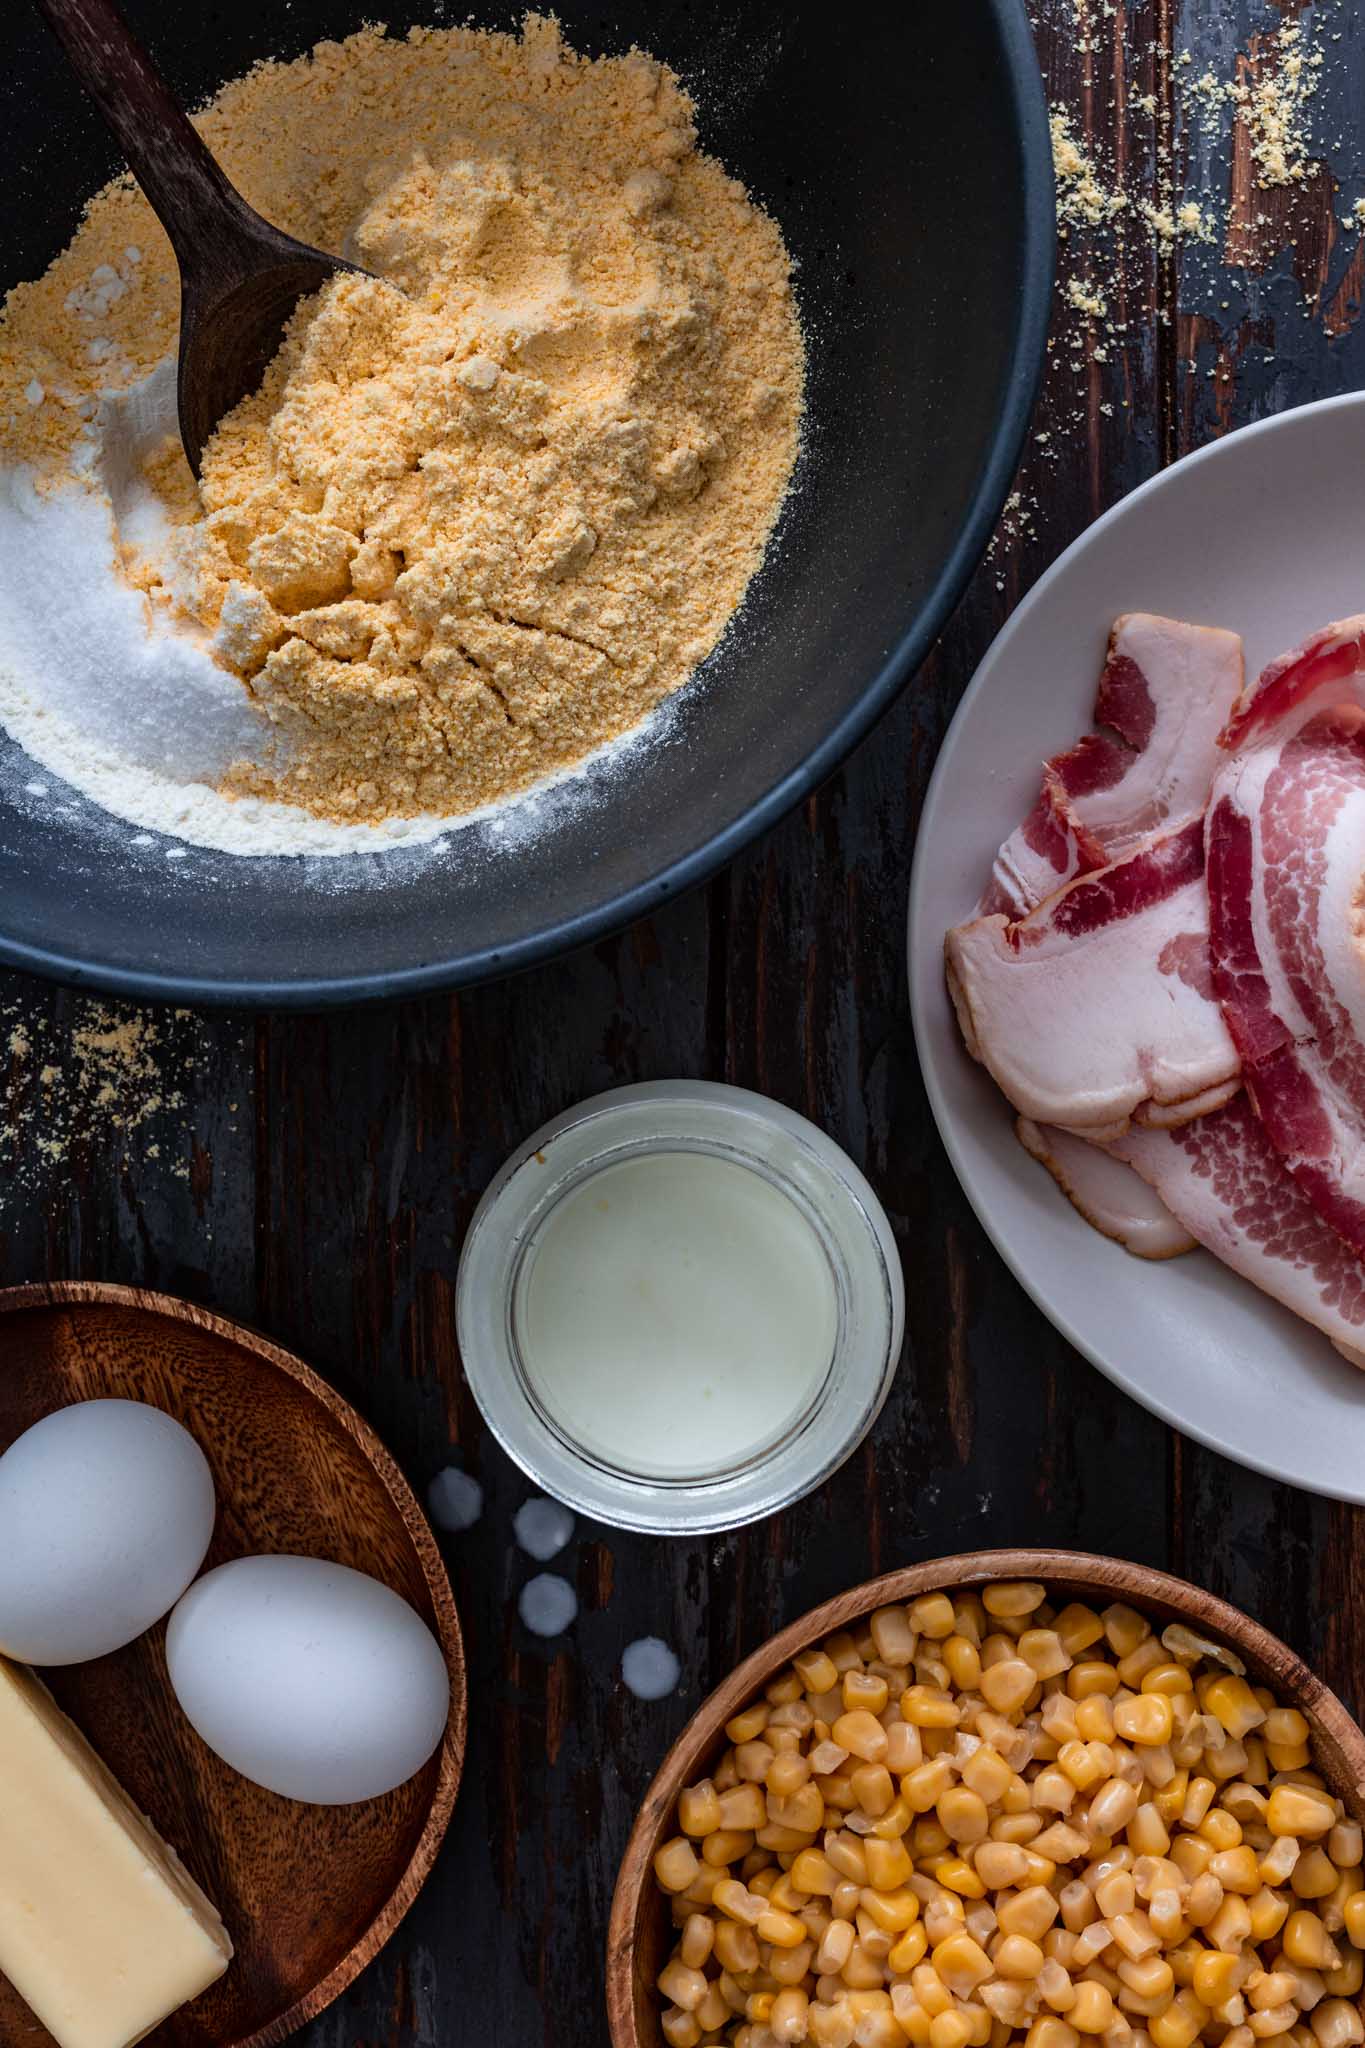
[30,0,259,266]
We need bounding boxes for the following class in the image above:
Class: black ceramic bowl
[0,1,1052,1006]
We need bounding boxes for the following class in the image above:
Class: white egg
[0,1399,215,1665]
[165,1555,450,1805]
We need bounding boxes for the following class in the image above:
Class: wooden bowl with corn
[606,1549,1365,2048]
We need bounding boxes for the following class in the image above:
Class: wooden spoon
[32,0,364,474]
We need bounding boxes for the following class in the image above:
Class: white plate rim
[907,391,1365,1505]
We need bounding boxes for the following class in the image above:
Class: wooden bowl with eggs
[606,1548,1365,2048]
[0,1281,466,2048]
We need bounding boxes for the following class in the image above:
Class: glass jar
[455,1080,903,1534]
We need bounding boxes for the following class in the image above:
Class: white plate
[908,394,1365,1504]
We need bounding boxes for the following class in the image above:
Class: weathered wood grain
[2,4,1364,2044]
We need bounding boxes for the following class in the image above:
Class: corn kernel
[983,1581,1046,1619]
[999,1887,1062,1940]
[768,1749,813,1800]
[655,1838,701,1893]
[944,1635,983,1692]
[1049,1604,1105,1656]
[996,1934,1048,1979]
[1021,1629,1074,1680]
[1199,1809,1243,1852]
[981,1659,1038,1715]
[844,1669,891,1716]
[703,1827,756,1866]
[1264,1709,1312,1748]
[861,1885,921,1934]
[826,1710,886,1764]
[1292,1847,1339,1900]
[933,1931,994,1995]
[1071,1982,1115,2033]
[1269,1743,1314,1774]
[726,1704,770,1743]
[1142,1664,1196,1697]
[956,1743,1010,1803]
[1102,1607,1151,1659]
[1114,1695,1175,1747]
[1073,1668,1122,1706]
[1193,1951,1241,2005]
[1284,1909,1340,1970]
[1249,1889,1291,1943]
[719,1784,767,1832]
[1206,1894,1252,1953]
[966,1840,1026,1890]
[1118,1955,1174,2000]
[678,1781,723,1837]
[770,1987,811,2045]
[864,1836,912,1890]
[1090,1778,1140,1837]
[793,1648,840,1696]
[1027,2023,1081,2048]
[1249,2007,1300,2039]
[939,1787,991,1845]
[931,2013,972,2048]
[846,1764,891,1822]
[1328,1822,1362,1868]
[1150,1990,1209,2048]
[1338,1890,1365,1949]
[901,1685,963,1731]
[1311,2001,1365,2048]
[889,1922,930,1974]
[867,1606,916,1667]
[658,1958,708,2010]
[1211,1847,1263,1896]
[660,2006,701,2048]
[1130,1804,1173,1858]
[1205,1678,1268,1741]
[1324,1950,1364,1996]
[909,1593,957,1640]
[938,1857,988,1898]
[714,1878,765,1924]
[1267,1787,1337,1840]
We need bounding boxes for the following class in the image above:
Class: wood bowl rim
[606,1545,1365,2048]
[0,1279,468,2048]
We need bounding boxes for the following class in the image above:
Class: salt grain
[518,1573,578,1638]
[426,1466,484,1532]
[512,1495,575,1561]
[622,1637,681,1701]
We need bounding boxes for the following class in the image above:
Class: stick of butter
[0,1655,233,2048]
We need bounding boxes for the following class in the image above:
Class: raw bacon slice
[985,614,1243,915]
[1111,1096,1365,1358]
[1206,704,1365,1258]
[984,772,1106,918]
[1221,614,1365,751]
[947,818,1238,1131]
[1016,1118,1196,1259]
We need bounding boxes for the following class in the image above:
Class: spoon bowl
[33,0,363,472]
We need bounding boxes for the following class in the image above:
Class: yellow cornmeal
[0,17,803,826]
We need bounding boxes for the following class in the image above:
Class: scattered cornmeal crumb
[0,17,804,829]
[1049,110,1127,234]
[0,999,231,1188]
[1228,21,1325,191]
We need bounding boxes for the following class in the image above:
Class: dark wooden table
[5,4,1365,2042]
